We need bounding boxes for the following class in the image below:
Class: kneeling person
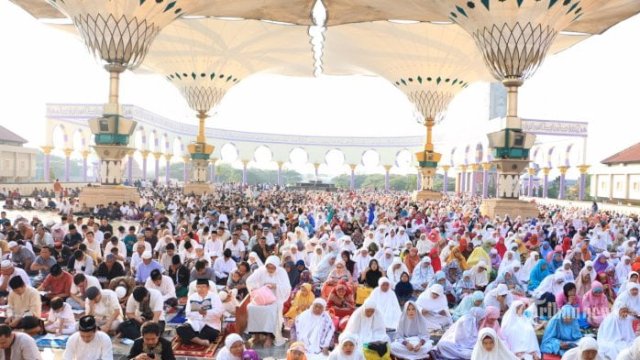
[176,279,224,346]
[85,286,123,334]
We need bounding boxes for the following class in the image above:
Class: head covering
[78,315,97,331]
[562,337,603,360]
[471,328,519,360]
[329,333,364,360]
[115,286,127,299]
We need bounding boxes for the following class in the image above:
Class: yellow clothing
[446,249,469,270]
[363,345,391,360]
[284,283,315,319]
[467,247,490,268]
[7,286,42,318]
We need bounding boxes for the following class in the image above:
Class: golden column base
[412,190,442,202]
[479,198,539,219]
[78,185,140,208]
[184,182,214,196]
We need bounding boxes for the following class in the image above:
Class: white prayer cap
[218,291,229,301]
[7,241,17,249]
[142,251,152,260]
[115,286,127,299]
[0,260,11,268]
[602,251,611,258]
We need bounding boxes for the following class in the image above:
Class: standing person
[128,321,176,360]
[0,323,42,360]
[176,279,224,346]
[63,315,113,360]
[246,255,291,347]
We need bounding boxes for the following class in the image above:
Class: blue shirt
[136,260,163,283]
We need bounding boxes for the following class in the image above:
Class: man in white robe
[63,315,113,360]
[246,255,291,346]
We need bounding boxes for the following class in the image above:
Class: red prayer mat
[542,354,562,360]
[171,337,219,358]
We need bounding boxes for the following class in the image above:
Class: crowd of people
[0,184,639,359]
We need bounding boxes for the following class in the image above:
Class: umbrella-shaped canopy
[322,0,640,33]
[322,21,585,121]
[10,0,316,26]
[38,0,216,69]
[141,18,315,114]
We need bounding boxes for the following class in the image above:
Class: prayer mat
[167,308,187,325]
[34,334,69,349]
[542,354,562,360]
[171,337,218,358]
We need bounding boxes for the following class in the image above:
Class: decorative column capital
[126,149,136,157]
[210,158,219,165]
[182,155,190,163]
[578,164,590,174]
[140,150,151,159]
[41,145,53,155]
[165,153,173,162]
[470,163,480,172]
[542,167,551,176]
[313,162,321,170]
[349,164,357,171]
[459,165,468,172]
[276,160,284,169]
[441,165,451,172]
[481,162,492,171]
[63,148,73,158]
[558,166,569,175]
[383,165,392,172]
[527,167,537,176]
[153,152,163,161]
[81,150,91,159]
[241,160,249,167]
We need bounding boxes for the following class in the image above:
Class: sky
[1,1,639,179]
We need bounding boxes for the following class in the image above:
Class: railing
[521,197,640,215]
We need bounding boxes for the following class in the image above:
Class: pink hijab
[480,305,505,340]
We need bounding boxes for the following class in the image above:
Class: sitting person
[0,323,42,359]
[437,307,486,360]
[284,283,315,321]
[581,281,610,328]
[540,305,583,356]
[145,269,178,308]
[501,300,542,360]
[38,264,72,302]
[292,298,335,357]
[452,291,484,321]
[0,260,32,301]
[596,305,635,360]
[369,277,402,330]
[176,279,224,346]
[67,273,100,310]
[44,297,76,335]
[326,281,356,332]
[85,286,123,334]
[93,253,125,282]
[245,255,291,347]
[328,333,365,360]
[219,290,239,317]
[391,301,433,360]
[168,254,190,298]
[470,327,518,360]
[344,298,391,360]
[416,283,452,331]
[63,315,113,360]
[5,276,41,332]
[127,321,176,360]
[216,333,260,360]
[561,337,603,360]
[122,287,166,340]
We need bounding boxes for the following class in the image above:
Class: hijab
[328,333,365,360]
[528,259,551,291]
[396,300,430,338]
[217,333,244,360]
[470,328,518,360]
